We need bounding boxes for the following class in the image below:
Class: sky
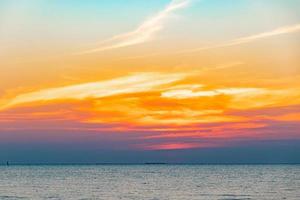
[0,0,300,164]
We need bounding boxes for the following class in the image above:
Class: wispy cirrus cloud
[76,0,191,55]
[180,23,300,54]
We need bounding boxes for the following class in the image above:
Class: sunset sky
[0,0,300,163]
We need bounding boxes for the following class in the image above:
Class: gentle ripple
[0,165,299,200]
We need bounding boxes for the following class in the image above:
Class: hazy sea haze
[0,165,299,200]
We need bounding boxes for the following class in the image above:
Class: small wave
[0,196,27,200]
[219,198,252,200]
[217,194,253,200]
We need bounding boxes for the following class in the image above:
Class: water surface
[0,165,299,200]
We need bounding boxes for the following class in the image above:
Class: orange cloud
[1,69,299,151]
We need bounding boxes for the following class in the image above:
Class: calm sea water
[0,165,299,200]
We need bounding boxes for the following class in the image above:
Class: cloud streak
[161,87,266,99]
[1,73,186,110]
[76,0,190,55]
[179,23,300,54]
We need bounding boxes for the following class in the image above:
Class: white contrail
[179,23,300,54]
[120,23,300,59]
[76,0,190,55]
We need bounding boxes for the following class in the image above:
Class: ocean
[0,165,299,200]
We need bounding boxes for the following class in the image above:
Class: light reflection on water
[0,165,299,200]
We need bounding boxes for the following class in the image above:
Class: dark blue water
[0,165,299,200]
